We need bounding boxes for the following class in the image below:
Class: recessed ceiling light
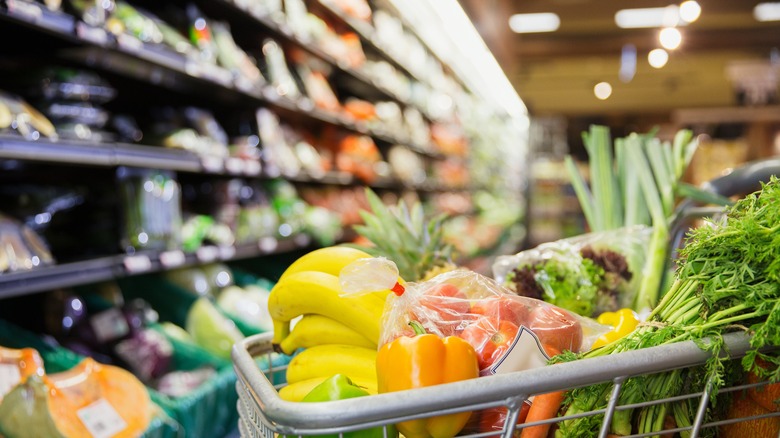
[509,13,560,33]
[755,3,780,21]
[679,1,701,23]
[648,48,669,68]
[594,82,613,100]
[659,27,682,50]
[615,6,680,29]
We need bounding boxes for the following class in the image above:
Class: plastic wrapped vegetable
[492,225,651,318]
[0,213,55,274]
[341,259,606,376]
[0,347,45,404]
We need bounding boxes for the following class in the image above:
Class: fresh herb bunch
[555,175,780,437]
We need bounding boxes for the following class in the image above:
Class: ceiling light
[509,13,560,33]
[755,3,780,21]
[594,82,612,100]
[615,6,679,29]
[679,1,701,23]
[659,27,682,50]
[648,48,669,68]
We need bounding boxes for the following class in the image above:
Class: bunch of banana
[268,246,391,402]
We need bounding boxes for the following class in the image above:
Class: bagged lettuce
[492,225,651,318]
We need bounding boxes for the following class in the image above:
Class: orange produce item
[747,357,780,412]
[46,358,152,437]
[0,346,45,403]
[377,322,479,438]
[344,99,376,121]
[720,392,780,437]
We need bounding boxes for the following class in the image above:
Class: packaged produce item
[0,356,152,438]
[0,347,45,404]
[0,91,57,140]
[185,298,243,360]
[335,134,381,182]
[186,4,217,64]
[387,145,425,184]
[0,212,55,274]
[297,63,341,113]
[326,0,372,22]
[64,0,115,27]
[212,21,265,87]
[257,108,301,175]
[263,39,303,98]
[346,260,605,375]
[118,168,182,252]
[492,225,651,317]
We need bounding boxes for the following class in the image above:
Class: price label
[159,250,185,268]
[201,155,224,173]
[244,160,261,176]
[77,399,127,438]
[218,245,236,260]
[123,254,151,273]
[234,75,256,93]
[489,327,550,376]
[225,157,244,174]
[258,237,278,253]
[0,364,22,399]
[76,22,109,45]
[117,33,143,52]
[90,308,130,344]
[6,0,42,23]
[196,246,219,263]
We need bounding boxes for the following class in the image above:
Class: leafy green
[556,176,780,436]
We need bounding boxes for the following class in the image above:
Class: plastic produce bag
[0,213,55,274]
[493,225,652,318]
[341,259,607,376]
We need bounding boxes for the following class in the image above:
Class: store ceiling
[460,0,780,119]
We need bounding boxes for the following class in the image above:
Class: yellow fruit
[278,247,371,282]
[286,344,377,384]
[278,314,376,355]
[269,271,386,344]
[278,375,378,402]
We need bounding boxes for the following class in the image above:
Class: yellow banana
[285,344,377,384]
[269,271,387,344]
[278,374,378,402]
[278,314,376,355]
[278,246,371,281]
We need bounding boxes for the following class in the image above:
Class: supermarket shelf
[0,4,448,161]
[0,136,467,193]
[0,237,309,300]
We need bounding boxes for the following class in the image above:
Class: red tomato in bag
[459,316,519,370]
[471,296,530,326]
[479,402,531,438]
[528,305,583,353]
[412,283,471,335]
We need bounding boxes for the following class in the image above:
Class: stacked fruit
[267,246,390,401]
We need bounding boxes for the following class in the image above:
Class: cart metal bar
[232,331,753,433]
[690,376,715,437]
[599,377,624,438]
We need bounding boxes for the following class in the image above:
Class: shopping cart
[232,158,780,438]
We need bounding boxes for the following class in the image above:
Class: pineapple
[350,188,455,281]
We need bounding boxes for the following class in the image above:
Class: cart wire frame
[233,331,780,438]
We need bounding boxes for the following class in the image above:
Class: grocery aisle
[0,0,526,436]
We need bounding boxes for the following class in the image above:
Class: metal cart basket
[233,158,780,438]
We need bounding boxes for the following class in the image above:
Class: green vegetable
[298,374,392,438]
[565,126,710,312]
[555,176,780,437]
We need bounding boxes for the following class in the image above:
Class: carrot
[519,390,565,438]
[520,345,564,438]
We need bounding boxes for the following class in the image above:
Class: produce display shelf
[0,237,307,300]
[0,5,448,162]
[235,331,779,438]
[0,135,468,193]
[315,0,431,90]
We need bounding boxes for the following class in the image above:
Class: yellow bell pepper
[376,322,479,438]
[591,308,639,349]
